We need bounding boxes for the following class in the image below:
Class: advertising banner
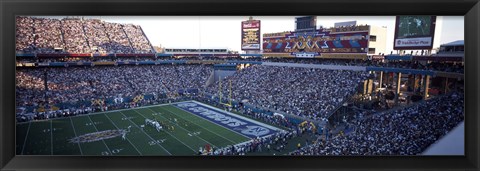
[394,37,432,47]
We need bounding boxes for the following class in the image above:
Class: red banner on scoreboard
[242,21,260,29]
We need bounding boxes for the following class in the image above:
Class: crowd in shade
[261,58,464,73]
[15,16,154,54]
[15,65,212,114]
[206,65,368,120]
[18,53,463,73]
[16,70,47,109]
[289,92,464,155]
[123,65,210,94]
[368,60,464,73]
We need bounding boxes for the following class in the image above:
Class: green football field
[16,102,259,156]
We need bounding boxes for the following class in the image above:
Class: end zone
[173,101,284,139]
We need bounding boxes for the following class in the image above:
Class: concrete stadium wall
[422,121,464,155]
[206,70,237,87]
[215,70,237,81]
[205,72,216,87]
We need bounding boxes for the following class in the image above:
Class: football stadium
[15,16,465,156]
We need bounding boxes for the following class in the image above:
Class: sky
[40,16,464,53]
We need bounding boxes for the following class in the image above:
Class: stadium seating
[16,65,212,114]
[15,17,154,54]
[290,92,464,155]
[206,65,368,120]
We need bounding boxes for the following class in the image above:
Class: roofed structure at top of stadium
[15,16,156,54]
[441,40,464,47]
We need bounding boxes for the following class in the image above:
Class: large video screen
[15,16,464,156]
[295,16,316,32]
[394,16,437,50]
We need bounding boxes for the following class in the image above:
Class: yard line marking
[144,107,218,148]
[151,106,238,144]
[118,111,172,155]
[131,109,197,153]
[86,115,113,155]
[164,105,249,142]
[16,102,184,125]
[21,122,32,155]
[158,106,238,144]
[103,113,142,155]
[69,117,84,155]
[50,120,53,155]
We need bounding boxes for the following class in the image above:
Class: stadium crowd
[62,19,91,53]
[15,17,154,54]
[289,92,464,155]
[103,22,135,53]
[16,17,35,53]
[368,60,464,73]
[14,16,465,156]
[206,65,368,120]
[16,65,212,119]
[18,54,464,74]
[32,18,65,54]
[152,57,463,74]
[84,19,111,54]
[123,24,154,53]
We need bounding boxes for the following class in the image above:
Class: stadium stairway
[59,26,66,48]
[122,25,136,52]
[81,21,92,50]
[205,71,216,87]
[102,23,113,42]
[123,72,136,91]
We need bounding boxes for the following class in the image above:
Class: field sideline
[16,101,283,156]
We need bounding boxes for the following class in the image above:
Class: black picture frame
[1,0,479,170]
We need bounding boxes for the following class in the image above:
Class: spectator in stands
[15,17,155,54]
[15,65,212,121]
[206,65,368,120]
[289,92,464,155]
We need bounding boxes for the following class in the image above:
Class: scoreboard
[241,19,261,50]
[295,16,317,32]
